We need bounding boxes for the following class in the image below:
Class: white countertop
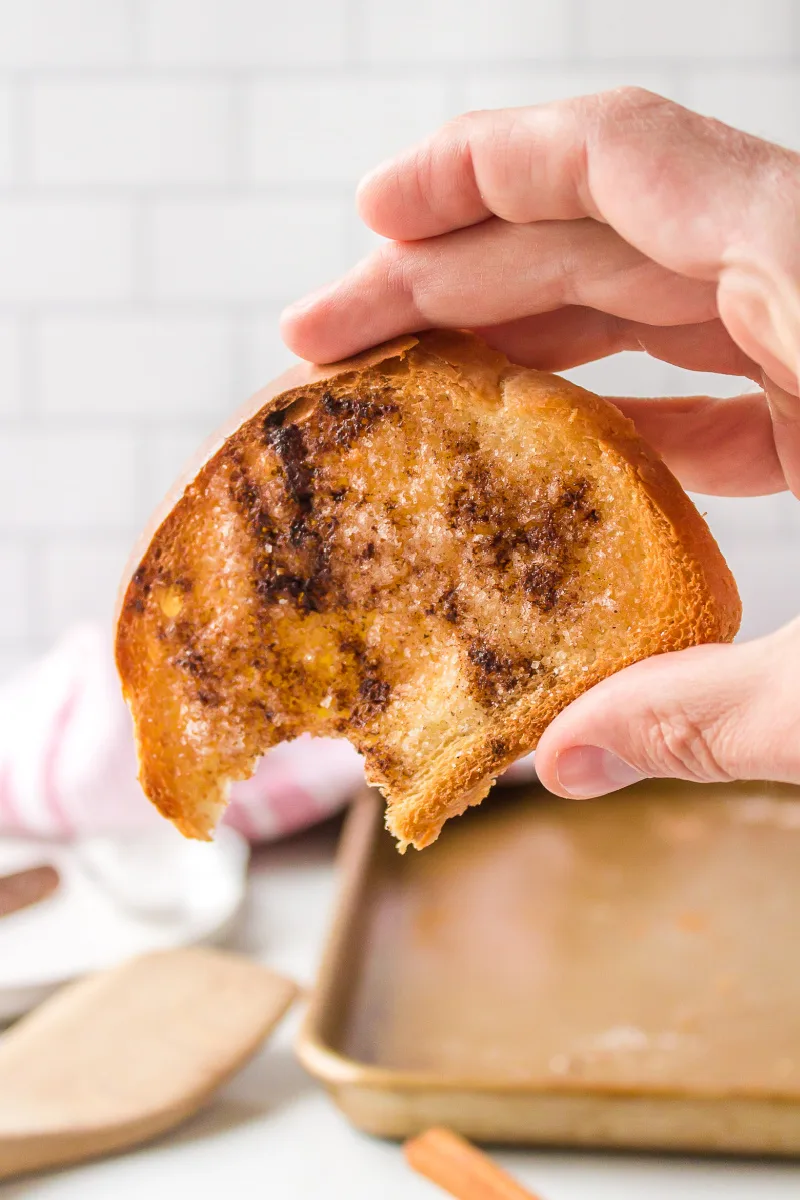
[3,818,799,1200]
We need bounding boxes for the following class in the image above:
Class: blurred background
[0,0,798,679]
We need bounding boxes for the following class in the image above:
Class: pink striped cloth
[0,624,536,843]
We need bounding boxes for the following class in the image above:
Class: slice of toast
[115,330,741,850]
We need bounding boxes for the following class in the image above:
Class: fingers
[763,373,800,496]
[285,270,782,493]
[355,103,577,239]
[281,215,716,364]
[475,314,782,495]
[475,311,758,376]
[717,267,800,396]
[356,95,625,238]
[357,89,798,278]
[610,391,784,496]
[351,89,800,387]
[534,623,800,799]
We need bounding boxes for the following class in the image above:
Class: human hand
[281,89,800,800]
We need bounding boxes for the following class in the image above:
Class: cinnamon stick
[403,1127,543,1200]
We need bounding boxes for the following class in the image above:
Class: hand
[281,88,800,800]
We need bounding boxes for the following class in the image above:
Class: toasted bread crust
[115,331,741,849]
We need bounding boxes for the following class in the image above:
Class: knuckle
[452,107,535,222]
[444,108,491,150]
[590,86,677,138]
[375,239,435,319]
[449,107,511,170]
[636,705,735,783]
[376,240,412,297]
[603,85,670,113]
[399,151,435,224]
[452,107,495,131]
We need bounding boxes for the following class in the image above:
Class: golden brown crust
[115,331,741,850]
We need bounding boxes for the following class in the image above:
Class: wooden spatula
[0,946,297,1179]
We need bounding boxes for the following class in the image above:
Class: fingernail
[556,746,645,798]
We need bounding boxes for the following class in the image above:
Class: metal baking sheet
[297,779,800,1155]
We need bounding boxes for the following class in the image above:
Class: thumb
[534,622,800,799]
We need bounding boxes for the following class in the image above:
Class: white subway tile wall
[151,199,350,301]
[144,427,214,510]
[36,537,133,639]
[0,0,133,68]
[241,308,299,397]
[247,79,452,185]
[0,0,797,676]
[0,202,133,301]
[0,430,138,532]
[363,0,570,63]
[580,0,797,58]
[39,316,235,419]
[142,0,349,67]
[32,82,233,185]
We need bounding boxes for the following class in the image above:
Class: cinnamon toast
[115,331,741,849]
